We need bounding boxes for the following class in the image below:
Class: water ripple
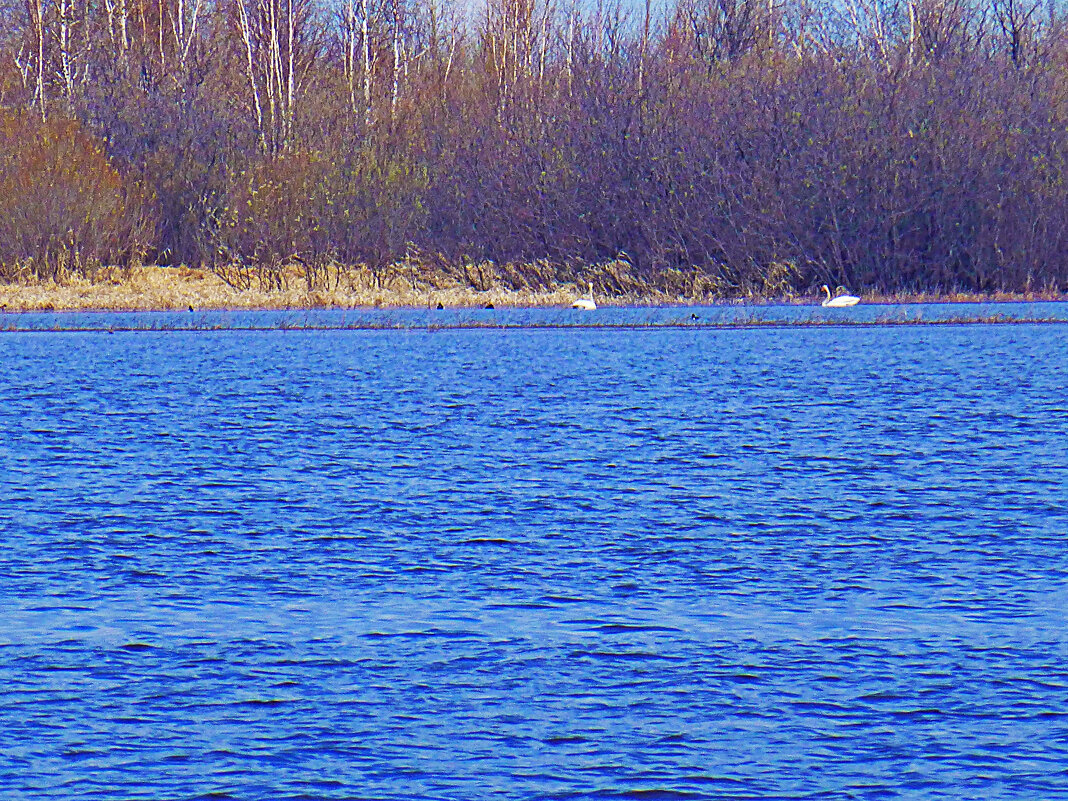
[1,326,1067,799]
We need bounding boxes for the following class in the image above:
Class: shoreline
[1,266,1065,313]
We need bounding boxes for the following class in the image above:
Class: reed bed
[0,265,584,312]
[2,265,1067,313]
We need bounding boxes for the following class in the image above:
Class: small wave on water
[1,324,1067,799]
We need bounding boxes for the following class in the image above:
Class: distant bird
[188,305,194,312]
[821,285,860,307]
[436,302,444,310]
[572,283,597,310]
[690,313,699,321]
[484,302,494,309]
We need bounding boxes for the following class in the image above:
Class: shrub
[0,110,155,281]
[211,143,428,290]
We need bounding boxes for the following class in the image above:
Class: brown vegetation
[0,0,1065,300]
[0,264,592,311]
[0,111,154,282]
[0,265,1063,313]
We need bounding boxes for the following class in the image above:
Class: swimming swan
[821,285,860,307]
[572,283,596,310]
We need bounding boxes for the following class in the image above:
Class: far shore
[0,266,1064,313]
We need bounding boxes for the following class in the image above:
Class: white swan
[821,284,860,307]
[572,283,596,310]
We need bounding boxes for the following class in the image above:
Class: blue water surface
[1,323,1067,799]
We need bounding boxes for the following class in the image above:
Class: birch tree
[234,0,323,153]
[483,0,554,117]
[339,0,376,122]
[21,0,48,118]
[101,0,130,70]
[168,0,205,78]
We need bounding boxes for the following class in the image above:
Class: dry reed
[0,265,1064,313]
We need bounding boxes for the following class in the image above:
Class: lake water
[3,299,1068,330]
[2,321,1067,799]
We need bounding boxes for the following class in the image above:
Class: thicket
[0,111,153,281]
[0,0,1066,296]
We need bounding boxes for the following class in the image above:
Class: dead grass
[0,265,1064,312]
[0,263,722,311]
[859,289,1068,304]
[0,265,578,311]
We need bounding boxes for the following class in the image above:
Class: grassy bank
[0,266,1066,313]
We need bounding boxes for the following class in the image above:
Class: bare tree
[22,0,48,118]
[234,0,323,152]
[482,0,554,117]
[339,0,377,122]
[168,0,205,78]
[102,0,130,69]
[992,0,1040,64]
[908,0,979,61]
[668,0,776,67]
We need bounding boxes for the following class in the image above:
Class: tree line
[0,0,1065,295]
